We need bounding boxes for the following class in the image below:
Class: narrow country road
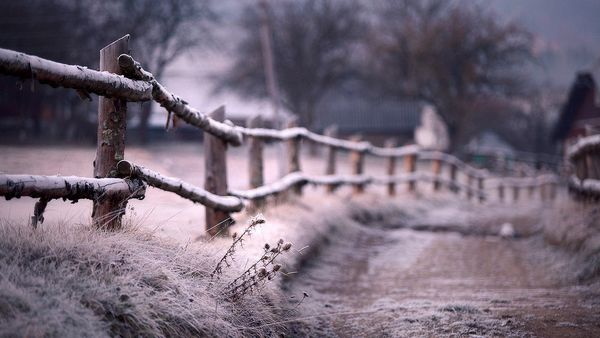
[287,221,600,337]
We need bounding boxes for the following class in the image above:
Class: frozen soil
[285,202,600,337]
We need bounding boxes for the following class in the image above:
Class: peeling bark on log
[204,106,231,236]
[116,160,243,212]
[93,36,130,230]
[0,47,152,101]
[0,174,145,201]
[118,54,243,146]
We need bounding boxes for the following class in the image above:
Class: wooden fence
[567,133,600,199]
[0,36,559,234]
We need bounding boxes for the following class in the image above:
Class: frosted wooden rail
[0,47,152,101]
[229,172,372,200]
[116,160,244,212]
[566,134,600,197]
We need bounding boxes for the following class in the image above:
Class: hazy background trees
[219,0,364,128]
[0,0,215,143]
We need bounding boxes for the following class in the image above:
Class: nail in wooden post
[248,115,264,210]
[93,35,130,230]
[324,125,338,193]
[405,152,417,192]
[432,157,442,192]
[478,176,484,203]
[385,139,397,196]
[350,135,365,194]
[204,106,230,236]
[286,119,302,195]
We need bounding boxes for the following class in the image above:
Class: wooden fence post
[449,163,458,194]
[204,106,230,236]
[513,184,520,202]
[248,115,264,210]
[93,35,130,230]
[350,135,365,194]
[498,183,505,202]
[478,176,484,203]
[385,139,397,196]
[286,119,302,195]
[324,125,338,193]
[466,175,474,200]
[432,157,442,192]
[405,152,417,192]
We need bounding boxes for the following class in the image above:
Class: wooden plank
[93,35,130,230]
[204,106,230,236]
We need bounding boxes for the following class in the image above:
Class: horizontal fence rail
[0,38,560,234]
[567,133,600,198]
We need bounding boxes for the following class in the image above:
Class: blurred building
[312,93,425,146]
[552,72,600,150]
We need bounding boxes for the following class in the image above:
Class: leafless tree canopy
[220,0,364,128]
[365,0,534,149]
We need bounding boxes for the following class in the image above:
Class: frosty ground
[1,144,599,337]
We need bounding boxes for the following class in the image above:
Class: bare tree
[219,0,364,128]
[366,0,534,150]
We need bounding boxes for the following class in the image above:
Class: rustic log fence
[0,37,560,234]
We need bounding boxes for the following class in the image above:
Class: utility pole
[258,0,287,177]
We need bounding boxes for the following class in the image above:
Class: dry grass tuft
[0,219,289,337]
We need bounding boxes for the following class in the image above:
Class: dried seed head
[278,238,284,245]
[258,267,267,278]
[273,264,282,272]
[232,232,238,240]
[282,242,292,251]
[264,243,270,250]
[303,292,310,298]
[270,248,280,253]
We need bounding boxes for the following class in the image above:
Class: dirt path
[287,223,600,337]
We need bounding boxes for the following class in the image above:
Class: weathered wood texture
[286,119,302,195]
[324,125,338,193]
[0,174,145,201]
[247,116,265,209]
[117,160,243,212]
[385,139,397,196]
[204,106,230,236]
[405,153,417,192]
[350,135,366,194]
[93,36,130,230]
[431,158,442,191]
[0,47,152,101]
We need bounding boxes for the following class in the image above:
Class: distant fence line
[0,35,559,235]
